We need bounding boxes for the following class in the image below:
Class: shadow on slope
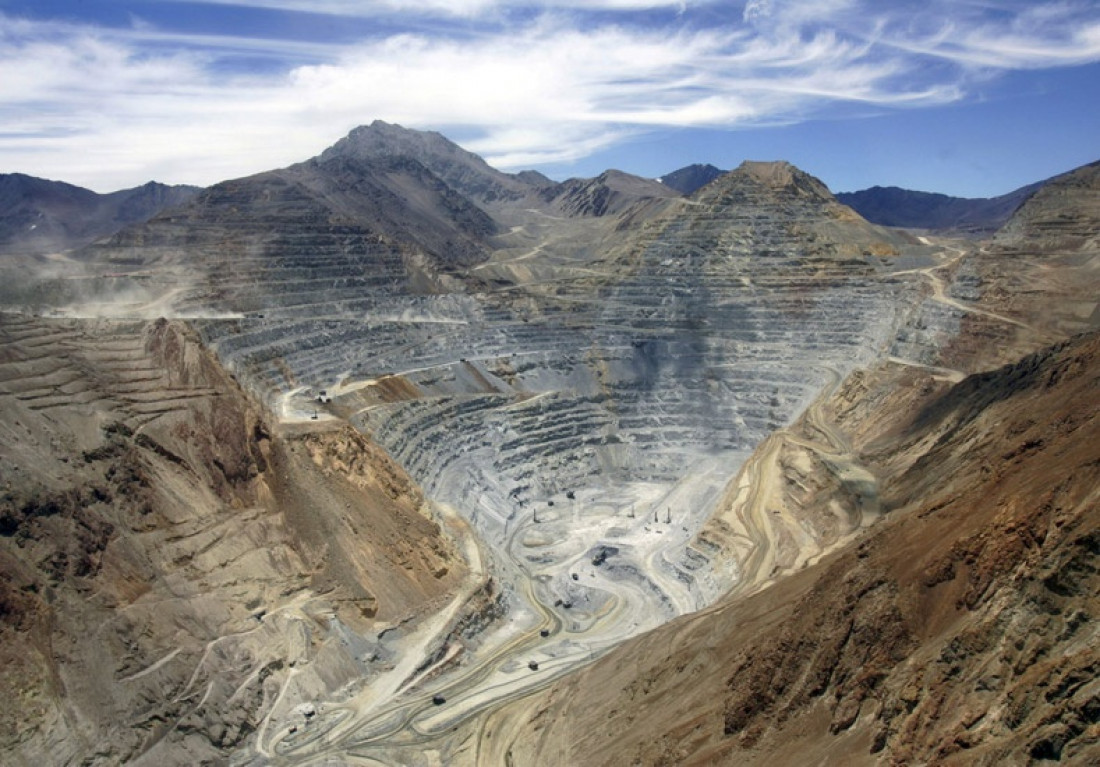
[489,329,1100,766]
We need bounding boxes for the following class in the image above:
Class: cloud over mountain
[1,1,1097,191]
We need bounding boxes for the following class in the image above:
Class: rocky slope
[22,128,939,765]
[546,169,681,218]
[0,316,467,765]
[482,317,1100,767]
[79,152,500,310]
[656,163,725,195]
[319,120,535,207]
[63,122,691,320]
[992,160,1100,252]
[470,160,1100,766]
[190,152,940,765]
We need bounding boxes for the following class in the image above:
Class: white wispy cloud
[0,1,1097,190]
[176,0,702,17]
[743,0,1100,68]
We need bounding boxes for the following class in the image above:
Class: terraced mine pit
[75,151,934,763]
[4,125,1096,766]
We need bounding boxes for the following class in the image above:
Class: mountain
[836,181,1042,235]
[486,329,1100,767]
[513,169,557,190]
[0,316,469,765]
[320,119,541,206]
[657,162,725,195]
[992,159,1100,251]
[693,160,914,257]
[77,124,520,312]
[544,168,681,218]
[1,126,1098,765]
[70,124,717,315]
[0,174,200,255]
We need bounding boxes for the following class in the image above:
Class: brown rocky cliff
[266,425,461,623]
[0,316,466,765]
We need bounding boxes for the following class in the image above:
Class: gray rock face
[79,147,935,754]
[184,157,934,714]
[86,155,497,278]
[320,119,538,206]
[544,169,681,217]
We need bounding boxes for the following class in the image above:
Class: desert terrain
[0,126,1096,765]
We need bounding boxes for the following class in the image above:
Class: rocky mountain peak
[545,167,680,218]
[663,158,911,259]
[658,163,725,195]
[595,168,675,193]
[731,160,832,198]
[324,120,469,164]
[690,160,843,214]
[320,120,531,205]
[513,169,556,190]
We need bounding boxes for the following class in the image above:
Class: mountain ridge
[836,182,1043,235]
[5,125,1096,259]
[320,119,538,206]
[0,173,200,255]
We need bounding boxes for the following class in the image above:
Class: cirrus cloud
[172,0,703,17]
[0,0,1097,190]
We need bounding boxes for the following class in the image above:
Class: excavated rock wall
[193,163,928,617]
[467,162,1100,767]
[0,316,465,765]
[483,327,1100,767]
[3,125,1098,765]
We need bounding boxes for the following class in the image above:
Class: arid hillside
[484,325,1099,767]
[0,316,468,765]
[0,175,199,257]
[477,161,1100,764]
[0,124,1096,765]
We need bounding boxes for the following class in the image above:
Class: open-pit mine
[1,123,1098,766]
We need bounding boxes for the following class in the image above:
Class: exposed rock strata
[483,328,1100,767]
[472,162,1100,765]
[2,123,1097,765]
[12,143,945,764]
[0,316,466,765]
[993,160,1100,252]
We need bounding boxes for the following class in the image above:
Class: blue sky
[1,1,1098,197]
